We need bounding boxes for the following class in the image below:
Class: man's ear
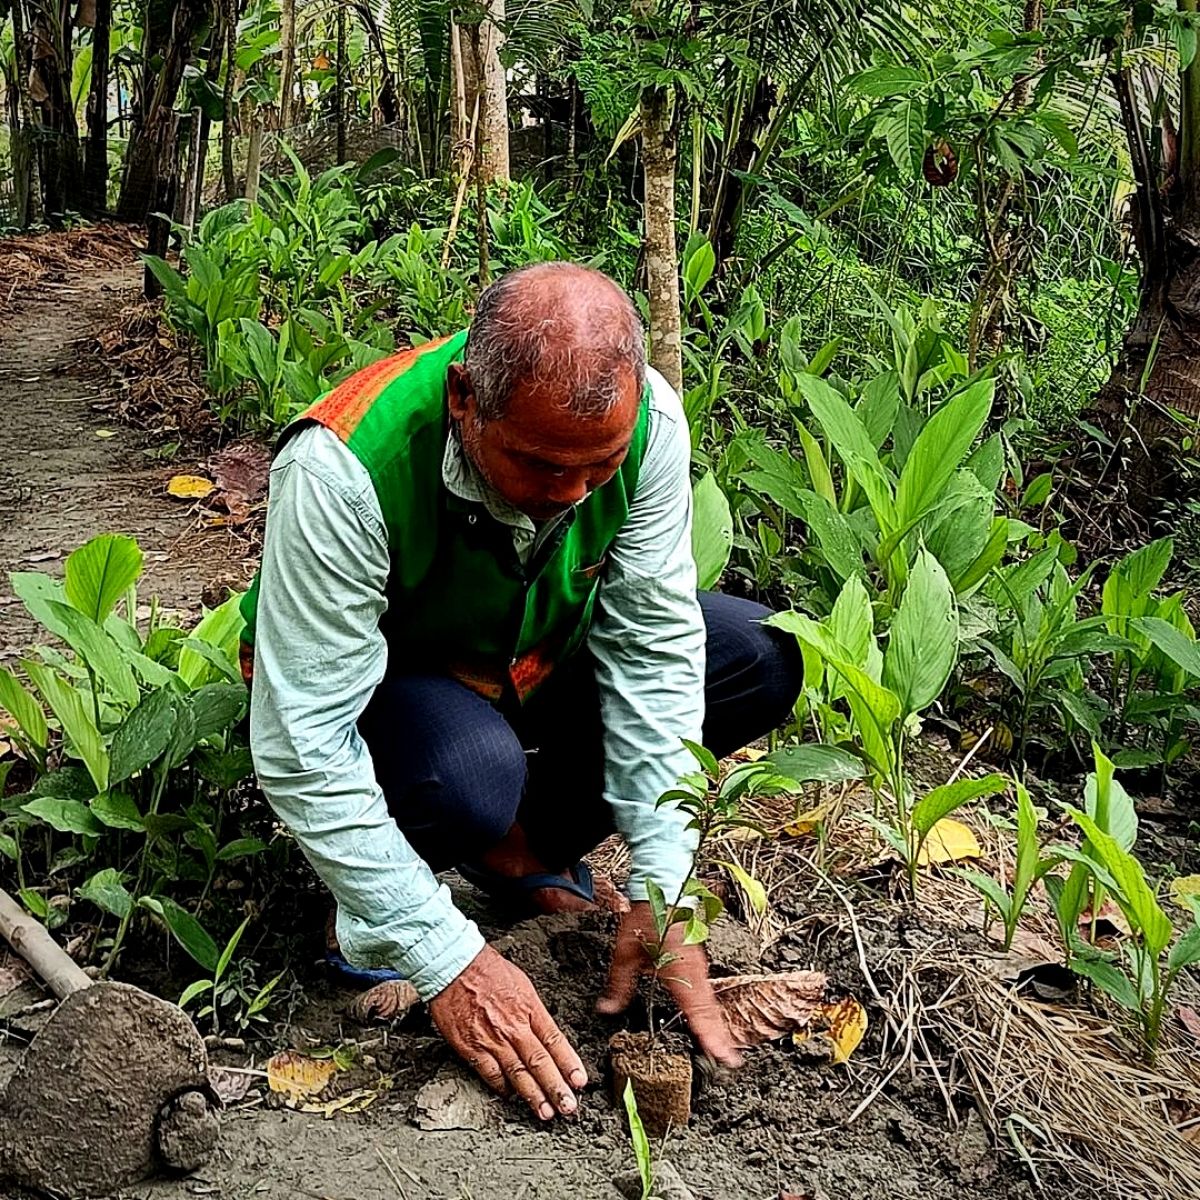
[447,362,474,422]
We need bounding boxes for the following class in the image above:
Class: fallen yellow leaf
[167,474,216,500]
[1169,875,1200,908]
[785,804,829,837]
[266,1050,337,1106]
[95,429,116,439]
[918,817,980,865]
[792,997,868,1064]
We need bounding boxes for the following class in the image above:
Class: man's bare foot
[350,978,420,1023]
[528,870,630,916]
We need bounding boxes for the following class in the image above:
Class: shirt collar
[441,426,535,534]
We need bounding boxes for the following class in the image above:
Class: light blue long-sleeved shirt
[249,367,705,999]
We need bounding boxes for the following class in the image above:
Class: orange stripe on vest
[307,335,456,442]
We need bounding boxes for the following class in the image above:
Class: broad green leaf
[77,868,133,918]
[1084,747,1138,850]
[157,897,220,972]
[797,423,836,505]
[179,979,212,1008]
[827,574,873,666]
[109,687,176,785]
[90,790,145,832]
[190,682,249,742]
[178,594,246,688]
[691,472,733,591]
[163,694,199,770]
[879,99,926,176]
[645,878,670,941]
[178,638,242,686]
[799,491,866,583]
[795,374,896,532]
[194,744,254,789]
[1067,808,1173,958]
[1168,924,1200,971]
[215,837,268,862]
[1131,617,1200,679]
[766,744,866,784]
[0,665,48,753]
[1012,784,1041,915]
[895,380,994,530]
[682,739,719,779]
[23,660,109,792]
[0,833,17,861]
[883,549,958,718]
[953,517,1009,595]
[20,888,51,920]
[912,774,1007,836]
[64,534,143,624]
[769,612,901,776]
[45,601,139,708]
[1070,954,1140,1011]
[857,371,901,450]
[952,868,1012,920]
[32,765,96,801]
[682,912,709,945]
[851,65,925,97]
[11,571,74,642]
[22,796,104,837]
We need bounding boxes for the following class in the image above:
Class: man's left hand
[595,901,743,1067]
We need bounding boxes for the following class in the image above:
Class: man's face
[447,364,641,521]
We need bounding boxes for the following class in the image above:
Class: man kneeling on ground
[242,262,803,1121]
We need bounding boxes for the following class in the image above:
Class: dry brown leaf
[1178,1005,1200,1043]
[1078,900,1131,940]
[918,818,981,865]
[208,442,271,521]
[266,1050,338,1106]
[0,955,32,1000]
[349,979,420,1024]
[301,1087,383,1118]
[166,474,215,500]
[712,971,828,1048]
[209,1065,255,1105]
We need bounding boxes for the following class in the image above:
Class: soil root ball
[608,1030,692,1139]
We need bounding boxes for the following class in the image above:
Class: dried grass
[0,223,142,314]
[699,753,1200,1200]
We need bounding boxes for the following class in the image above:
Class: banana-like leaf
[23,659,109,792]
[691,471,733,591]
[883,549,958,719]
[64,534,144,624]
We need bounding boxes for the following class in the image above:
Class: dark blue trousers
[358,592,803,873]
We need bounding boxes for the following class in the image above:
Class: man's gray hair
[464,262,646,422]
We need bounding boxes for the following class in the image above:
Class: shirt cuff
[336,883,486,1000]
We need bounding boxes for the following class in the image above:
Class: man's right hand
[428,944,587,1120]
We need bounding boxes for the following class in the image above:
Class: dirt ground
[0,262,248,660]
[0,253,1106,1200]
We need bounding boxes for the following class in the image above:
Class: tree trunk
[640,82,683,393]
[116,0,212,226]
[335,0,347,164]
[27,0,83,217]
[221,0,238,199]
[454,0,509,186]
[278,0,295,130]
[351,1,400,125]
[244,101,263,204]
[7,0,44,226]
[1086,20,1200,514]
[82,0,111,213]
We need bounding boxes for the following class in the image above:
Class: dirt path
[0,263,239,658]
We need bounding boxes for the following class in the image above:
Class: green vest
[240,330,650,702]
